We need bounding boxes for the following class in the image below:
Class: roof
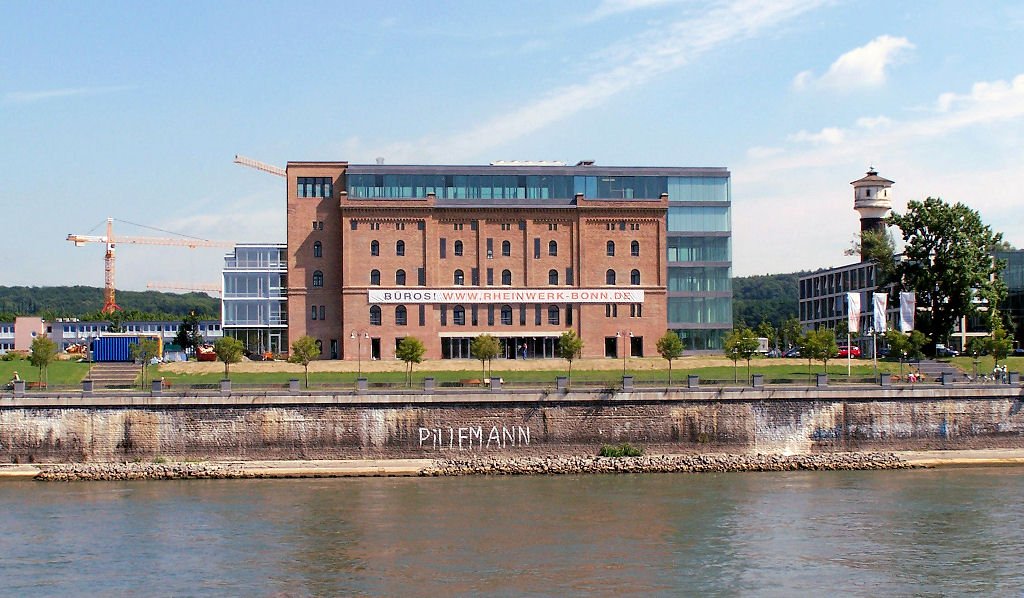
[850,169,895,186]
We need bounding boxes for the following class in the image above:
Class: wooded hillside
[732,272,803,329]
[0,286,219,321]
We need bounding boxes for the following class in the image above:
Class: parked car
[935,344,959,357]
[837,345,862,358]
[783,347,801,358]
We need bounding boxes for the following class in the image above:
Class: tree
[755,321,777,350]
[888,198,1006,352]
[724,327,759,383]
[780,317,803,352]
[395,337,426,387]
[801,328,838,376]
[288,335,321,388]
[556,330,583,387]
[174,310,203,357]
[129,337,161,389]
[470,334,500,385]
[846,229,898,287]
[28,336,58,386]
[213,336,244,379]
[983,318,1014,366]
[656,331,684,385]
[106,310,126,333]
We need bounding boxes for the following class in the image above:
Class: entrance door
[605,337,617,358]
[370,338,381,360]
[330,339,338,360]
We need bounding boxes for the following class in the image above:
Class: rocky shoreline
[421,452,913,476]
[36,462,249,482]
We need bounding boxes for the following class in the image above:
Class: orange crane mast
[67,218,234,313]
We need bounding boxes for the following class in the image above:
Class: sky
[2,0,1023,293]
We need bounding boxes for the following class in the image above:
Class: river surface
[2,467,1023,597]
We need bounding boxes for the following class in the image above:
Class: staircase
[912,358,962,382]
[88,363,142,389]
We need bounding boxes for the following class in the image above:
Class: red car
[837,346,862,358]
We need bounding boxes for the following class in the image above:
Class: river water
[2,467,1023,596]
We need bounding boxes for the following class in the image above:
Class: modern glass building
[996,249,1024,343]
[222,244,288,355]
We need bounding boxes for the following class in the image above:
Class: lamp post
[615,330,633,376]
[349,330,368,378]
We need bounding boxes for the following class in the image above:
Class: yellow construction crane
[67,218,234,313]
[233,154,286,177]
[146,282,222,297]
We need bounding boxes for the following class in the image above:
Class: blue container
[91,335,162,362]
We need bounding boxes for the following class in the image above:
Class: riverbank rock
[36,462,247,482]
[420,452,911,476]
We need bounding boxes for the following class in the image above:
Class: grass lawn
[950,355,1024,377]
[0,359,92,387]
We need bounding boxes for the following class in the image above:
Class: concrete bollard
[751,374,764,388]
[816,373,828,387]
[556,376,568,392]
[489,377,502,392]
[82,379,94,396]
[941,372,953,386]
[220,379,231,394]
[13,380,25,398]
[622,375,634,392]
[289,379,300,392]
[357,378,368,393]
[423,377,435,392]
[151,379,163,395]
[879,373,891,388]
[1009,372,1020,385]
[687,375,699,389]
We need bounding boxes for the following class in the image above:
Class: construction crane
[233,154,286,177]
[147,282,222,297]
[67,218,235,313]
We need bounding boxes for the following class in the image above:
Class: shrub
[598,443,644,458]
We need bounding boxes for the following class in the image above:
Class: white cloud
[4,85,134,103]
[587,0,681,21]
[793,35,914,91]
[788,127,845,145]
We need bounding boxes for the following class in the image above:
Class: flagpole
[847,331,852,377]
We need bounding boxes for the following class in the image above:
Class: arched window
[312,270,324,288]
[454,240,464,256]
[548,269,559,285]
[607,241,615,256]
[501,269,512,285]
[370,240,379,256]
[396,240,405,256]
[396,269,406,286]
[313,241,322,258]
[369,305,382,326]
[631,240,639,257]
[548,305,560,325]
[501,240,511,257]
[395,305,407,326]
[631,269,640,285]
[453,305,466,325]
[454,269,465,285]
[606,269,616,285]
[548,240,557,256]
[501,305,513,325]
[370,269,380,286]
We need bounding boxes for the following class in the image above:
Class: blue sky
[3,0,1023,293]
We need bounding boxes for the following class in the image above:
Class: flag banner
[847,292,861,333]
[900,292,915,332]
[873,293,888,332]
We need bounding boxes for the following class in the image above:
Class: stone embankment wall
[0,387,1022,463]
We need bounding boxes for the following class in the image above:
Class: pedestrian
[521,343,528,360]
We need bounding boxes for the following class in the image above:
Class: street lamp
[615,330,633,376]
[349,330,369,378]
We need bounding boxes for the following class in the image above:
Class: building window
[630,303,643,318]
[370,240,380,257]
[548,269,559,285]
[370,222,381,231]
[501,269,512,285]
[548,305,560,325]
[319,305,325,321]
[454,240,464,256]
[454,269,465,285]
[297,177,333,198]
[605,303,618,317]
[630,223,640,231]
[396,222,406,230]
[607,241,615,256]
[501,223,511,231]
[370,305,382,326]
[395,305,407,326]
[312,221,324,231]
[396,240,405,256]
[606,269,616,285]
[312,270,324,288]
[313,241,322,258]
[454,223,464,231]
[548,240,557,256]
[502,240,511,256]
[453,305,466,326]
[370,269,381,286]
[631,240,639,257]
[548,223,558,231]
[396,269,406,286]
[631,269,640,285]
[311,306,317,320]
[501,305,513,325]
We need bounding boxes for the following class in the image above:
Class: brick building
[286,161,732,360]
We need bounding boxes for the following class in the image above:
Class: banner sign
[899,292,916,332]
[368,288,645,305]
[847,292,861,333]
[873,293,888,333]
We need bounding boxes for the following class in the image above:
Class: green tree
[907,330,929,360]
[395,337,426,387]
[28,336,58,386]
[983,318,1014,366]
[129,337,161,389]
[800,328,838,378]
[556,330,584,387]
[755,321,777,350]
[213,336,244,379]
[888,198,1006,352]
[780,317,803,352]
[174,310,204,357]
[846,229,898,287]
[288,335,321,388]
[724,327,759,383]
[470,334,500,385]
[106,310,126,333]
[656,331,684,385]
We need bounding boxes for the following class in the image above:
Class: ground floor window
[440,336,559,359]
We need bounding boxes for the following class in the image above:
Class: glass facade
[668,267,731,292]
[347,174,671,200]
[297,177,333,198]
[668,206,730,232]
[667,236,730,262]
[667,176,730,202]
[222,244,288,354]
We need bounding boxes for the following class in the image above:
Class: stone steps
[87,363,142,388]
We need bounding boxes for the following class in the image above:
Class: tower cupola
[851,168,894,253]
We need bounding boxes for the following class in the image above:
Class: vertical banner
[873,293,888,333]
[847,292,861,333]
[899,292,916,332]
